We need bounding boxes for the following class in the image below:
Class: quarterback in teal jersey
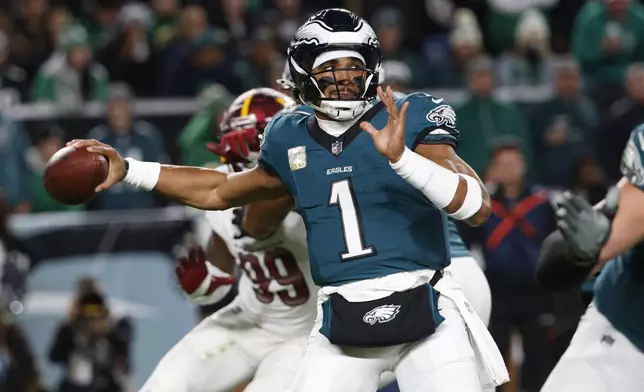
[280,68,493,326]
[68,9,507,392]
[539,124,644,391]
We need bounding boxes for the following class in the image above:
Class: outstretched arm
[155,165,287,210]
[68,139,288,210]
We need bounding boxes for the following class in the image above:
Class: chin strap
[300,91,371,121]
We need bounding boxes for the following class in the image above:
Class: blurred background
[0,0,641,391]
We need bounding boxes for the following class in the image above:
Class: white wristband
[448,174,483,220]
[122,158,161,191]
[389,147,460,209]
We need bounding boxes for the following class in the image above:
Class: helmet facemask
[286,9,383,121]
[290,49,380,121]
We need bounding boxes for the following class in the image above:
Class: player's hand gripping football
[360,85,409,163]
[67,139,126,192]
[175,246,236,305]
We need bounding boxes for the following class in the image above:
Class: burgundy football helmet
[211,88,296,168]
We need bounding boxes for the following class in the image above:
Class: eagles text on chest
[326,166,353,175]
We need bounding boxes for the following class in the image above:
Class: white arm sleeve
[389,147,483,220]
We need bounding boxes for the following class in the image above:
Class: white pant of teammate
[446,257,491,327]
[541,302,644,392]
[291,268,494,392]
[139,296,307,392]
[379,256,493,390]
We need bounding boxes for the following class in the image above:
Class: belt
[430,270,443,287]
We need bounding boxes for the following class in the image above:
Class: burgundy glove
[175,246,236,305]
[207,128,258,164]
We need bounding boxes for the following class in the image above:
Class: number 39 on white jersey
[203,189,317,336]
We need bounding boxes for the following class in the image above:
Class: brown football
[43,146,109,205]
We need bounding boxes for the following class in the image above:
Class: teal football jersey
[594,124,644,352]
[447,219,471,258]
[259,93,460,286]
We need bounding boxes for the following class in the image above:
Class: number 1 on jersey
[328,179,376,261]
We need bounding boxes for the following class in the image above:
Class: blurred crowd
[0,0,641,212]
[0,0,643,391]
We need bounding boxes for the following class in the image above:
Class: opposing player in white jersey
[140,88,318,392]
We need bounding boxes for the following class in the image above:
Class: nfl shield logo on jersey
[288,146,307,171]
[363,304,401,325]
[331,140,343,155]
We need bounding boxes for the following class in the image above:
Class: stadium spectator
[496,9,555,89]
[213,0,256,57]
[85,84,168,210]
[484,0,559,54]
[48,290,133,392]
[148,0,179,49]
[371,7,428,88]
[81,0,121,53]
[572,0,644,107]
[235,25,279,92]
[262,0,309,54]
[425,8,484,89]
[529,57,598,188]
[455,55,532,178]
[32,24,109,106]
[599,63,644,181]
[381,60,412,93]
[470,141,556,392]
[10,0,52,83]
[178,83,234,167]
[100,3,158,97]
[158,5,211,96]
[46,6,73,52]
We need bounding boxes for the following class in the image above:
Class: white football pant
[378,256,493,390]
[541,302,644,392]
[139,297,307,392]
[291,293,481,392]
[445,256,491,327]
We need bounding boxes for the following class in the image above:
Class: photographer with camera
[48,289,133,392]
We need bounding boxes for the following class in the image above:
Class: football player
[279,55,492,328]
[225,80,493,392]
[70,9,507,392]
[140,89,318,392]
[537,124,644,391]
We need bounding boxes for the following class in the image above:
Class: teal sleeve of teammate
[399,92,461,150]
